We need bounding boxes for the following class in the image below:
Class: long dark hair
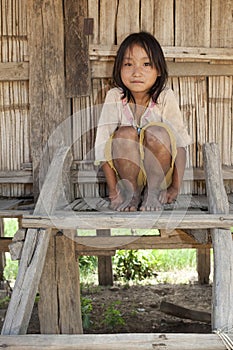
[113,31,168,103]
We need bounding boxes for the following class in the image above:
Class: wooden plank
[99,0,118,45]
[203,143,233,331]
[0,199,23,210]
[89,45,233,61]
[72,166,233,184]
[1,147,73,335]
[0,333,225,349]
[116,0,140,44]
[75,233,211,251]
[175,0,210,47]
[21,212,233,230]
[211,0,233,48]
[64,0,90,97]
[90,61,233,78]
[160,301,211,323]
[28,0,67,199]
[0,170,32,184]
[87,0,99,44]
[0,62,29,81]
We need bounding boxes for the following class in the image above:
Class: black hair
[113,31,168,103]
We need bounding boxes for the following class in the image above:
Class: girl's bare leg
[140,125,172,211]
[112,126,141,211]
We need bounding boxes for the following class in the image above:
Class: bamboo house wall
[0,0,232,200]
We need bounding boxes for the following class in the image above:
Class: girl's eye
[144,62,152,67]
[124,62,132,66]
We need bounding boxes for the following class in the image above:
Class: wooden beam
[71,166,233,183]
[75,233,211,251]
[0,62,29,81]
[91,61,233,78]
[0,333,225,349]
[89,44,233,61]
[21,212,233,230]
[0,171,33,184]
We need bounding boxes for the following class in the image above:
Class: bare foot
[140,189,163,211]
[109,191,124,211]
[118,191,141,212]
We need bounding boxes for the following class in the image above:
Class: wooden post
[0,219,5,282]
[196,248,211,284]
[203,143,233,331]
[39,230,83,334]
[1,147,72,335]
[97,229,113,286]
[28,0,70,199]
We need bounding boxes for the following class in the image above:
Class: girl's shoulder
[157,86,177,105]
[105,87,123,102]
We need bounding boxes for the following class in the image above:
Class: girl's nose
[132,66,142,75]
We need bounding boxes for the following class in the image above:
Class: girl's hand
[159,186,178,204]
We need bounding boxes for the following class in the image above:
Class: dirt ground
[29,282,211,334]
[0,281,212,334]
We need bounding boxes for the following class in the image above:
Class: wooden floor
[0,193,233,215]
[0,333,228,350]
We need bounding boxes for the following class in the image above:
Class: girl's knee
[144,125,171,148]
[114,126,138,140]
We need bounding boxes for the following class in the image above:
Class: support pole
[203,143,233,331]
[97,229,113,286]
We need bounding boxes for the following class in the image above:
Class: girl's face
[121,44,159,99]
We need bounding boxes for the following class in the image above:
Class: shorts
[104,122,177,191]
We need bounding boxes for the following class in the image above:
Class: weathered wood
[1,147,72,335]
[39,230,83,334]
[211,0,233,48]
[72,166,233,184]
[203,143,233,331]
[28,0,67,199]
[175,0,210,47]
[21,212,233,230]
[0,219,5,281]
[64,0,90,97]
[0,238,11,252]
[91,61,233,78]
[97,229,113,286]
[75,232,211,251]
[160,301,211,323]
[8,229,26,260]
[0,333,225,350]
[89,44,233,61]
[0,170,33,184]
[0,62,29,81]
[197,248,211,285]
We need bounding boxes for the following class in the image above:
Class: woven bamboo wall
[0,0,31,197]
[0,0,232,199]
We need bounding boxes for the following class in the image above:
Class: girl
[95,32,192,212]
